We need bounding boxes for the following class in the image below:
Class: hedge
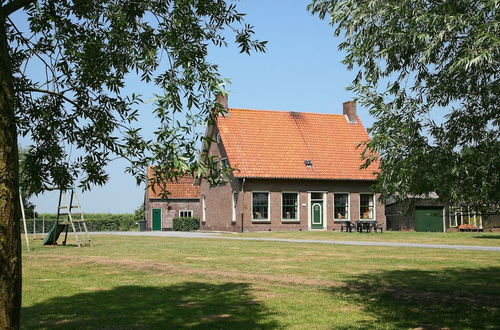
[173,217,200,231]
[21,213,139,233]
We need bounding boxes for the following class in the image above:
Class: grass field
[221,230,500,247]
[22,234,500,329]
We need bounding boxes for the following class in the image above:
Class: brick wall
[199,125,243,232]
[146,199,200,230]
[202,175,385,232]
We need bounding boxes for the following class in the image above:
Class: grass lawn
[220,230,500,247]
[22,234,500,329]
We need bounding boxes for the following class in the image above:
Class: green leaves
[6,0,266,194]
[310,0,499,208]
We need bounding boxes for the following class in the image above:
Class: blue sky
[24,0,375,214]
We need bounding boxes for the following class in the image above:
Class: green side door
[415,207,444,232]
[311,202,323,229]
[152,209,162,231]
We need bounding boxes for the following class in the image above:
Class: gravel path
[89,231,500,252]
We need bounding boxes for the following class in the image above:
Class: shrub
[173,217,200,231]
[22,213,138,233]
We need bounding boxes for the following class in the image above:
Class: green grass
[22,234,500,329]
[220,230,500,247]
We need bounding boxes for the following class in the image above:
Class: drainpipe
[241,178,246,233]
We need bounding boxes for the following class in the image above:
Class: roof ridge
[228,108,346,117]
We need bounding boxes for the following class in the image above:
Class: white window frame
[359,193,376,221]
[251,191,271,222]
[179,210,193,218]
[281,192,300,222]
[216,132,221,144]
[221,158,229,170]
[449,207,460,228]
[232,191,237,223]
[333,193,350,221]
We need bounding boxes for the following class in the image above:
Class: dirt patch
[184,257,216,261]
[39,254,343,288]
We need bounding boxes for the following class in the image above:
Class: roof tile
[147,167,199,199]
[217,108,378,180]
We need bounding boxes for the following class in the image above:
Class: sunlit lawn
[220,230,500,247]
[22,234,500,329]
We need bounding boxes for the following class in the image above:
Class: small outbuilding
[145,168,200,231]
[386,195,500,232]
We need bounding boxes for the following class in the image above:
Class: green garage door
[415,207,444,232]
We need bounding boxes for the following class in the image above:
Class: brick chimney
[215,93,228,115]
[343,101,357,123]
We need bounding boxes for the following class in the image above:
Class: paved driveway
[90,231,500,252]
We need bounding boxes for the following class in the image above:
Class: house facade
[145,168,200,230]
[197,97,385,232]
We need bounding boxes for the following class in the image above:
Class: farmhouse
[145,167,200,230]
[197,96,385,232]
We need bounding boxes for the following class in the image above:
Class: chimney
[215,93,228,116]
[343,101,357,123]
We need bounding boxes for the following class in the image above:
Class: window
[334,194,349,220]
[311,192,323,201]
[221,158,229,170]
[449,206,460,227]
[179,210,193,218]
[282,193,299,221]
[216,132,221,143]
[360,194,374,220]
[252,192,269,220]
[232,192,237,222]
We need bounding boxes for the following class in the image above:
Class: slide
[43,223,68,245]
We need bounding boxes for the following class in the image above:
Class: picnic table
[340,221,356,232]
[358,221,383,233]
[340,221,383,233]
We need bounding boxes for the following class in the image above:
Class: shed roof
[147,167,199,199]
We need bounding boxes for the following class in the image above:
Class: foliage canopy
[309,0,500,207]
[6,0,266,194]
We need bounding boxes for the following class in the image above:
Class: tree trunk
[0,19,21,330]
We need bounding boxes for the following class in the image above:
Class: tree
[132,202,145,223]
[18,145,35,218]
[308,0,500,209]
[0,1,265,328]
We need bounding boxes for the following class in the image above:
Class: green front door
[311,202,323,229]
[152,209,162,231]
[415,207,444,232]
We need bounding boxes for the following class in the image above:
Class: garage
[415,206,444,232]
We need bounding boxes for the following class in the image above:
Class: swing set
[20,188,92,251]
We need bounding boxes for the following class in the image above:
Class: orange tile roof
[147,167,199,199]
[217,108,379,180]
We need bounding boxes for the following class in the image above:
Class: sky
[22,0,375,214]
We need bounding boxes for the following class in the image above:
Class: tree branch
[15,87,78,108]
[0,0,35,17]
[15,87,135,132]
